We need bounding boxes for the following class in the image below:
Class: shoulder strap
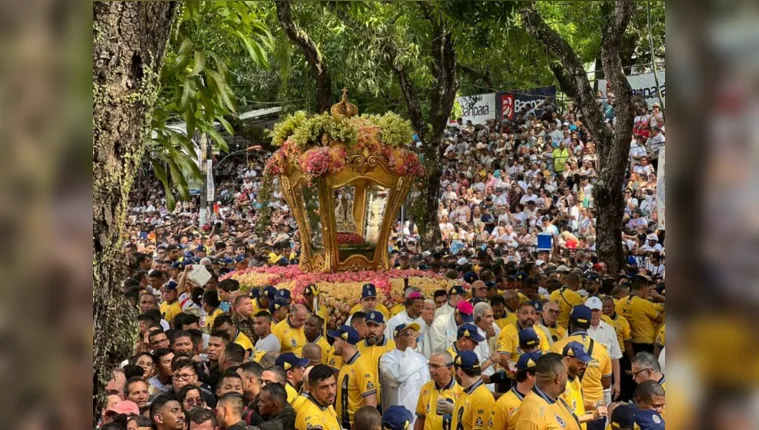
[587,337,595,357]
[559,288,573,308]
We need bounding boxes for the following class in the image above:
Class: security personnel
[541,301,568,343]
[550,306,612,430]
[295,364,341,430]
[448,323,487,359]
[497,302,551,370]
[358,311,395,409]
[383,405,415,430]
[251,285,277,315]
[159,281,182,324]
[560,342,608,429]
[273,303,308,356]
[304,284,329,334]
[601,296,632,358]
[416,351,463,430]
[348,283,390,322]
[616,276,665,355]
[328,325,378,428]
[451,350,495,430]
[275,352,309,404]
[304,314,332,365]
[512,353,581,430]
[550,273,584,328]
[488,351,541,430]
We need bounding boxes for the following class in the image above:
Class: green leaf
[235,30,268,69]
[206,70,235,112]
[201,123,229,153]
[216,115,235,136]
[189,51,205,76]
[167,156,190,201]
[179,78,192,111]
[152,160,176,210]
[185,108,196,140]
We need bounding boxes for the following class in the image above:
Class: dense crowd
[102,95,666,430]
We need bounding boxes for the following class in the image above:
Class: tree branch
[275,0,332,112]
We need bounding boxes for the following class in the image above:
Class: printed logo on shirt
[475,417,484,427]
[366,381,375,390]
[555,415,566,427]
[653,415,661,424]
[291,338,297,346]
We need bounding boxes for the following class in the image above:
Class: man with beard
[275,353,310,403]
[295,365,341,430]
[358,311,395,410]
[150,393,187,430]
[257,383,297,429]
[305,314,331,364]
[329,325,378,428]
[497,301,550,369]
[385,290,425,344]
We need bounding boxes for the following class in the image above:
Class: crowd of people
[102,95,666,429]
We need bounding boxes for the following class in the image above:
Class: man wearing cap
[386,289,425,344]
[435,285,465,319]
[511,353,581,429]
[641,234,663,253]
[329,325,378,428]
[382,405,415,430]
[581,273,602,302]
[415,351,463,430]
[447,323,486,361]
[269,298,290,325]
[451,350,495,430]
[160,281,182,324]
[560,342,608,428]
[430,301,476,353]
[347,284,390,324]
[496,302,551,372]
[273,303,308,356]
[585,297,622,403]
[379,323,429,424]
[275,352,310,403]
[358,310,395,409]
[616,276,664,356]
[488,351,541,430]
[550,306,612,430]
[550,272,583,329]
[304,284,329,335]
[251,285,276,315]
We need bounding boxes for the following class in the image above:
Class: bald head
[535,352,566,383]
[288,304,308,328]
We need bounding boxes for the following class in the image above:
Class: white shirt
[419,323,434,359]
[254,333,281,353]
[587,321,623,360]
[429,312,459,353]
[379,347,430,422]
[434,302,456,320]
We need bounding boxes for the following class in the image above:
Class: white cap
[647,234,659,241]
[535,260,546,267]
[457,257,469,265]
[586,296,603,310]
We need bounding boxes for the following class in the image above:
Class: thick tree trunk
[93,0,177,419]
[522,0,633,275]
[275,0,332,112]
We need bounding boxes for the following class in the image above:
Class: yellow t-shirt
[251,297,268,315]
[325,346,343,370]
[655,324,666,349]
[550,287,583,328]
[416,378,463,430]
[560,376,587,430]
[312,334,333,365]
[616,295,664,344]
[160,300,182,325]
[512,387,582,430]
[452,380,495,430]
[292,394,308,414]
[312,304,329,335]
[495,313,517,330]
[336,352,378,428]
[273,317,307,356]
[348,303,390,321]
[233,331,255,353]
[541,320,568,344]
[488,387,526,430]
[603,313,632,353]
[357,337,396,407]
[204,307,224,333]
[496,322,551,364]
[285,382,299,404]
[550,334,612,404]
[295,394,342,430]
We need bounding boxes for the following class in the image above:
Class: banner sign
[499,86,557,121]
[449,93,496,126]
[656,147,665,230]
[598,72,665,108]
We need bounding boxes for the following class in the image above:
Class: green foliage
[148,1,274,208]
[370,112,414,147]
[291,113,358,147]
[270,111,309,146]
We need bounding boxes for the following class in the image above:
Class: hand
[436,397,455,415]
[592,406,608,420]
[612,384,621,400]
[489,371,509,385]
[489,351,501,364]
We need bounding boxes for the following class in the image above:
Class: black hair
[171,357,196,373]
[489,295,506,306]
[434,289,449,300]
[308,364,335,387]
[188,408,217,426]
[212,314,234,330]
[171,313,186,329]
[218,279,240,292]
[153,347,173,361]
[145,308,162,322]
[126,415,152,427]
[634,380,665,403]
[123,364,145,380]
[131,351,154,366]
[137,312,158,324]
[351,311,366,323]
[171,330,192,343]
[177,384,203,403]
[217,392,245,416]
[150,393,180,421]
[181,313,200,328]
[209,330,231,343]
[354,406,382,430]
[261,381,288,406]
[124,376,147,397]
[217,370,244,390]
[238,361,264,378]
[186,329,204,348]
[148,329,166,341]
[265,365,287,384]
[203,290,221,308]
[222,343,245,364]
[515,367,537,383]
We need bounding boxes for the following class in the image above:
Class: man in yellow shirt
[451,350,495,430]
[490,295,516,330]
[654,324,665,359]
[295,364,342,430]
[304,314,332,364]
[550,306,612,430]
[159,281,182,324]
[488,351,541,430]
[560,342,608,429]
[269,298,290,326]
[304,284,329,334]
[615,276,664,355]
[601,295,633,402]
[273,303,308,356]
[348,283,390,323]
[497,302,551,372]
[416,351,463,430]
[541,301,568,343]
[275,352,310,404]
[202,290,224,333]
[251,286,276,315]
[214,314,254,355]
[549,273,583,328]
[511,352,581,430]
[358,311,395,409]
[328,325,378,428]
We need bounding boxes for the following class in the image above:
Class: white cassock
[379,347,430,424]
[434,302,456,319]
[419,322,434,359]
[386,310,427,355]
[429,312,459,353]
[477,323,501,392]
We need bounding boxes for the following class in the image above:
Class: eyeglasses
[173,373,196,381]
[184,397,204,407]
[627,368,652,377]
[428,363,453,369]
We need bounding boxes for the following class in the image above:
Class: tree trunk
[93,0,178,420]
[521,0,633,275]
[275,0,333,112]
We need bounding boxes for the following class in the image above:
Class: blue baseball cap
[485,281,497,290]
[585,272,600,282]
[195,246,206,253]
[515,271,527,281]
[393,322,420,338]
[275,352,309,371]
[250,288,261,299]
[171,261,185,270]
[609,404,638,428]
[518,327,540,349]
[163,280,178,291]
[382,405,414,430]
[361,283,377,299]
[453,350,481,371]
[304,284,319,296]
[457,323,486,343]
[365,311,385,325]
[532,300,543,313]
[275,289,291,301]
[570,305,592,325]
[463,271,478,284]
[562,341,592,363]
[263,286,278,300]
[269,298,289,314]
[516,351,542,371]
[634,409,665,429]
[327,325,360,345]
[449,285,465,296]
